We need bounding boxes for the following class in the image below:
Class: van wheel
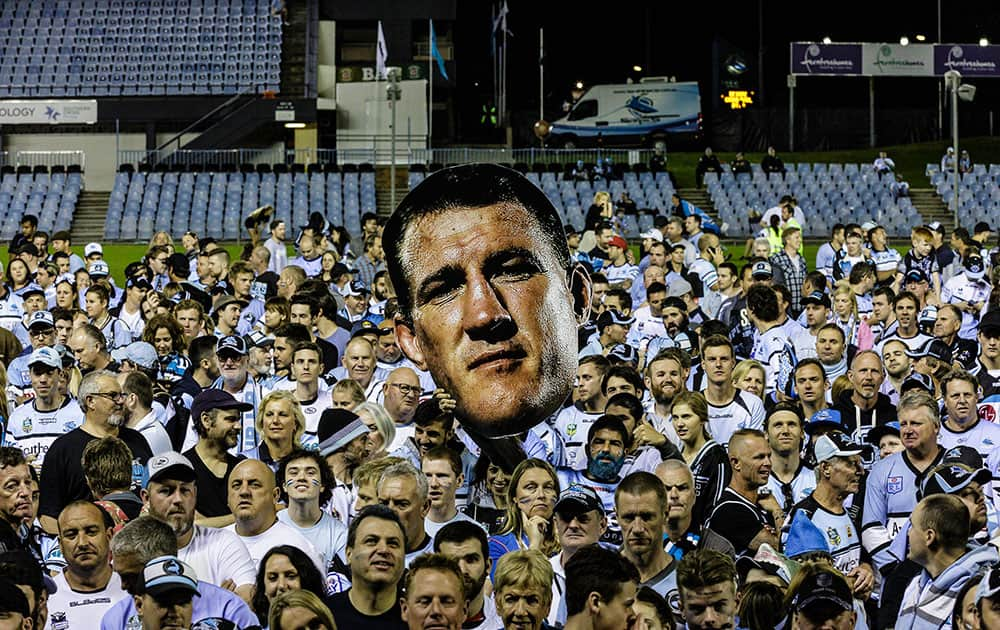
[651,136,668,153]
[562,137,578,150]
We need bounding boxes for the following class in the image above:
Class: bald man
[383,367,423,452]
[705,429,782,556]
[224,459,325,573]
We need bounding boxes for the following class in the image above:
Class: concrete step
[71,191,110,242]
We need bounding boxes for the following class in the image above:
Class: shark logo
[44,106,60,121]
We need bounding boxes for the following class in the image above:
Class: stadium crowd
[2,161,1000,630]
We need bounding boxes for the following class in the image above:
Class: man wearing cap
[934,304,979,370]
[130,555,199,630]
[48,500,128,627]
[726,258,772,360]
[224,458,324,572]
[616,472,680,616]
[8,310,57,401]
[6,345,82,467]
[902,268,934,311]
[317,408,370,523]
[603,235,639,291]
[787,564,857,630]
[908,338,953,398]
[338,280,371,324]
[182,389,252,520]
[113,277,152,342]
[862,390,945,574]
[39,370,152,535]
[211,295,248,340]
[112,341,159,379]
[103,516,257,630]
[579,310,633,359]
[784,432,874,595]
[84,284,132,351]
[210,335,262,454]
[942,253,991,341]
[896,494,998,630]
[140,453,255,604]
[544,484,608,627]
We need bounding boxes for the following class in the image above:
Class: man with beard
[38,370,152,535]
[544,486,608,628]
[434,521,502,630]
[636,349,686,450]
[243,329,274,381]
[210,336,262,453]
[554,355,610,471]
[831,351,897,446]
[616,472,680,618]
[934,304,978,370]
[556,416,630,546]
[182,389,252,520]
[49,501,127,626]
[645,296,696,363]
[326,505,409,629]
[880,339,912,405]
[876,291,933,354]
[318,408,371,525]
[140,451,256,603]
[939,369,1000,457]
[706,429,780,556]
[784,433,874,595]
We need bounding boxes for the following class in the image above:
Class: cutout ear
[569,263,593,326]
[395,316,427,370]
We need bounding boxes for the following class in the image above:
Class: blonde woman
[268,589,337,630]
[831,285,873,349]
[732,359,766,400]
[671,391,730,529]
[241,390,305,470]
[353,401,395,461]
[488,459,560,578]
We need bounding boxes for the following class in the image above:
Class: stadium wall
[1,132,200,190]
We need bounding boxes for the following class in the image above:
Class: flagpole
[428,19,433,155]
[539,27,544,148]
[492,3,498,122]
[501,14,507,130]
[375,21,381,164]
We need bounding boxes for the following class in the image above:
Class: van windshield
[568,99,597,121]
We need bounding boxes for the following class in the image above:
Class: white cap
[639,228,663,242]
[84,242,103,257]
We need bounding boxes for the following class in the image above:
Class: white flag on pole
[376,21,388,80]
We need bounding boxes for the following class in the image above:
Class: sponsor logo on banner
[936,44,1000,77]
[863,43,934,76]
[0,100,97,124]
[790,43,863,75]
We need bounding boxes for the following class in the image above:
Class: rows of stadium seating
[408,164,676,238]
[926,163,1000,228]
[105,167,375,241]
[0,0,281,97]
[0,169,81,242]
[707,163,921,237]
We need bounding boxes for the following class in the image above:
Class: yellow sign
[722,90,754,110]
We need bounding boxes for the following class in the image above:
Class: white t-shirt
[47,571,127,630]
[627,304,667,348]
[424,510,486,542]
[277,509,348,572]
[225,520,325,575]
[703,390,766,447]
[117,305,144,341]
[179,524,257,589]
[552,405,602,470]
[295,389,333,451]
[130,409,172,456]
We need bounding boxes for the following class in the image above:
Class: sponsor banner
[863,43,934,76]
[0,100,97,124]
[336,64,426,83]
[790,43,862,75]
[936,44,1000,77]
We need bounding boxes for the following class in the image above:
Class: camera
[244,204,274,231]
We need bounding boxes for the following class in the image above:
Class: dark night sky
[453,1,1000,120]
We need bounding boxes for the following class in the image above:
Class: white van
[547,79,701,151]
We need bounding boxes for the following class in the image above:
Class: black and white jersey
[703,390,765,447]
